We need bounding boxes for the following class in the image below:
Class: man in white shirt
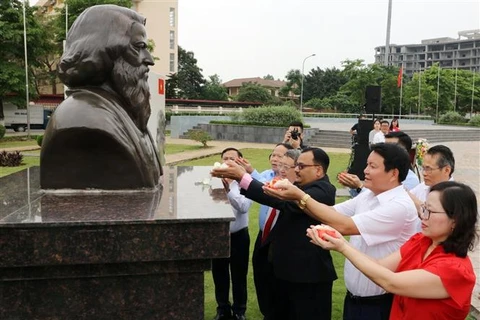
[264,143,418,320]
[409,145,455,230]
[212,148,253,320]
[372,120,389,144]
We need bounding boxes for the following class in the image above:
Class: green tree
[201,74,228,101]
[0,0,50,122]
[54,0,132,41]
[263,74,274,80]
[303,67,348,102]
[279,69,301,97]
[166,46,205,99]
[235,82,272,103]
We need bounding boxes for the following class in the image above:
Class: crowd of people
[209,121,478,320]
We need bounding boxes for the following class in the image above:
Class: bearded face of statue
[111,22,154,133]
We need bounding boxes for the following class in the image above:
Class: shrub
[0,151,23,167]
[0,124,5,139]
[187,129,212,147]
[468,115,480,127]
[439,111,465,124]
[232,105,302,127]
[36,135,43,146]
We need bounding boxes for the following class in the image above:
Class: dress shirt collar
[374,185,406,205]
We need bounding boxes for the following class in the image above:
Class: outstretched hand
[211,160,246,181]
[235,157,254,174]
[337,171,362,189]
[262,182,304,201]
[306,225,347,252]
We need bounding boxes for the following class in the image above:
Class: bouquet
[415,138,430,167]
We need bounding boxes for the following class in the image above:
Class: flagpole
[436,65,440,123]
[418,68,421,115]
[399,64,403,117]
[471,68,476,117]
[454,67,458,112]
[23,0,30,138]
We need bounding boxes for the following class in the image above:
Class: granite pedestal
[0,166,233,320]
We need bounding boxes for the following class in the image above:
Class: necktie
[262,208,277,243]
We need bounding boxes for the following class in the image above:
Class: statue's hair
[58,5,146,87]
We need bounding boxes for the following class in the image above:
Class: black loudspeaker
[365,86,381,113]
[348,144,370,181]
[356,119,373,145]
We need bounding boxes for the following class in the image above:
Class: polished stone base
[0,166,234,319]
[1,261,206,320]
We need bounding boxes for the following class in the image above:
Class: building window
[169,30,175,50]
[170,53,175,73]
[169,7,175,27]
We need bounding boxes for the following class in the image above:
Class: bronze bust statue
[40,5,162,190]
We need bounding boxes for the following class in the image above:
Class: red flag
[397,66,403,88]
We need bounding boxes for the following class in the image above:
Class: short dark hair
[302,147,330,173]
[269,143,294,160]
[426,145,455,177]
[384,131,412,151]
[289,121,304,132]
[430,181,478,257]
[370,143,410,182]
[221,147,243,158]
[275,142,295,150]
[380,120,389,126]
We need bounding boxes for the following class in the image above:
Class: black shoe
[233,314,246,320]
[213,312,232,320]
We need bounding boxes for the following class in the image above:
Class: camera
[290,129,300,140]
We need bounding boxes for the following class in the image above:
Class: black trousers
[252,231,275,319]
[271,278,333,320]
[343,291,393,320]
[212,227,250,316]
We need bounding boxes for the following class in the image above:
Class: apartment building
[133,0,178,76]
[375,29,480,76]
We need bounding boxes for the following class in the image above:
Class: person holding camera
[283,121,308,150]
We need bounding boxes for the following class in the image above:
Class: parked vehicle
[3,103,52,132]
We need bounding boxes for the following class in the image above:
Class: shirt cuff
[239,173,253,189]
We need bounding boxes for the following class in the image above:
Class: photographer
[283,121,308,150]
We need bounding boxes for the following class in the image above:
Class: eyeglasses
[421,166,444,173]
[419,205,446,220]
[278,164,296,171]
[295,163,321,170]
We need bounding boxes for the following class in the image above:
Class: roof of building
[223,77,286,88]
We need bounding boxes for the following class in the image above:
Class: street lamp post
[300,53,315,111]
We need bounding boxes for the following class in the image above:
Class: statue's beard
[111,57,151,133]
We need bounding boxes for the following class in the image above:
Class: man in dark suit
[212,147,337,320]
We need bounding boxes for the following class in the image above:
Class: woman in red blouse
[307,181,477,320]
[389,117,400,132]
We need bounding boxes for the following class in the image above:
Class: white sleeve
[333,196,357,217]
[227,181,252,213]
[372,132,385,144]
[351,201,413,246]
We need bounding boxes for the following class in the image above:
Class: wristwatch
[356,184,363,194]
[298,193,311,210]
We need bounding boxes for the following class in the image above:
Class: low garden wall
[197,124,317,144]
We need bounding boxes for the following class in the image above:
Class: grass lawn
[0,155,40,178]
[180,148,351,319]
[165,143,208,154]
[0,138,38,149]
